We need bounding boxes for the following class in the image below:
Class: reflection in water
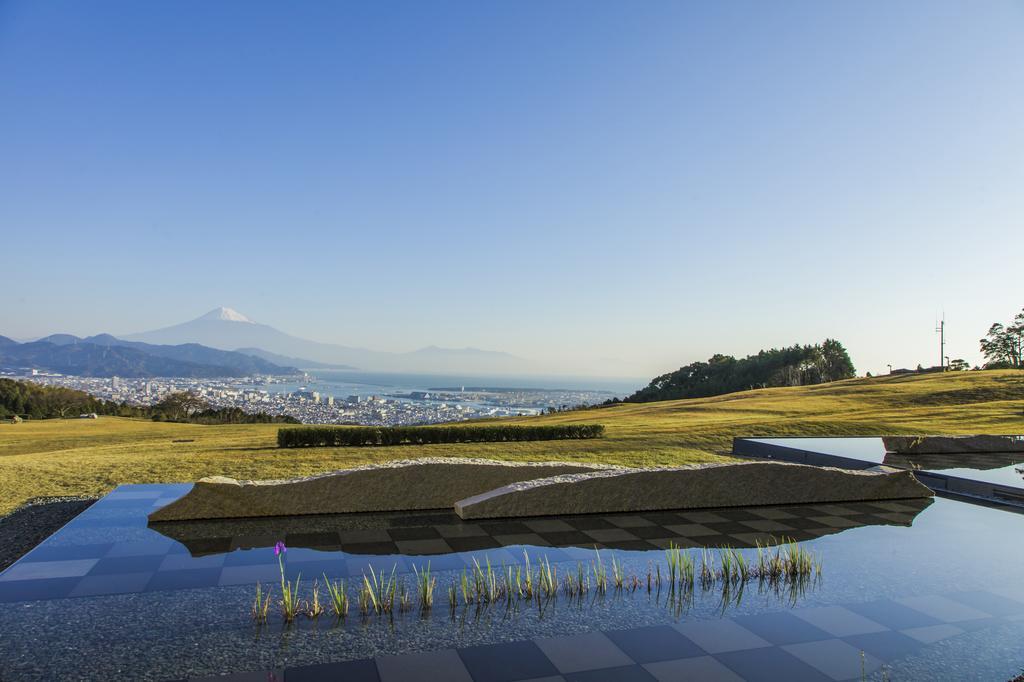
[884,450,1024,472]
[150,498,933,558]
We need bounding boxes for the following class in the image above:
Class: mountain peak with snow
[198,307,254,323]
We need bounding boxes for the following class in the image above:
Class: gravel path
[0,496,97,572]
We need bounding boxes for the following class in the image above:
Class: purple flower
[274,541,287,557]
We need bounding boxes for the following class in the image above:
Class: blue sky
[3,1,1023,377]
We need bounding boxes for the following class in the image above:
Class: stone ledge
[453,461,933,519]
[148,458,617,521]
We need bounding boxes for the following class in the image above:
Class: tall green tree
[979,309,1024,368]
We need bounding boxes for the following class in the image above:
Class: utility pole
[935,316,945,370]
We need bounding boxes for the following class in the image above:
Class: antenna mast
[935,316,945,370]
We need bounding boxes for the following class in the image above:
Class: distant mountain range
[123,307,531,374]
[0,333,296,378]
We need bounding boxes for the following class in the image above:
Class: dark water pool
[0,485,1022,681]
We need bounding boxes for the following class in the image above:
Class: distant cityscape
[5,371,618,426]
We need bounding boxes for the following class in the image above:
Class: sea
[257,370,644,403]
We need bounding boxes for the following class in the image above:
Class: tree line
[0,379,297,424]
[614,339,856,404]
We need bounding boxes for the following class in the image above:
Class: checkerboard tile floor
[0,485,933,602]
[183,586,1024,681]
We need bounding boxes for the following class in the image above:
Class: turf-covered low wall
[277,424,605,448]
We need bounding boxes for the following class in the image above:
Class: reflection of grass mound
[1,370,1022,515]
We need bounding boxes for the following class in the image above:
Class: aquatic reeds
[413,562,436,610]
[306,580,325,618]
[592,549,608,594]
[323,575,349,618]
[275,541,302,623]
[361,564,398,614]
[251,581,272,623]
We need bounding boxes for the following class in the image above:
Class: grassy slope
[0,370,1021,516]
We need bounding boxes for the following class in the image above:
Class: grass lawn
[0,370,1021,516]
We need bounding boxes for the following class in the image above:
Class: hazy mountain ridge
[1,334,296,378]
[126,307,532,374]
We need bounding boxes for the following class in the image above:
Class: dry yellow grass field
[0,370,1021,516]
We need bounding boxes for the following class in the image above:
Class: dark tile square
[716,646,831,682]
[732,612,831,645]
[564,665,657,681]
[387,526,441,541]
[0,577,79,602]
[566,517,616,531]
[843,630,922,663]
[458,640,559,682]
[25,543,113,562]
[628,525,679,540]
[145,568,222,591]
[640,512,685,525]
[605,625,705,663]
[284,658,380,681]
[340,541,400,555]
[947,590,1024,617]
[713,509,762,522]
[89,555,165,575]
[689,534,738,548]
[539,530,598,547]
[845,599,943,630]
[183,537,232,555]
[703,521,760,535]
[774,516,833,531]
[446,536,502,552]
[286,531,342,549]
[478,522,532,535]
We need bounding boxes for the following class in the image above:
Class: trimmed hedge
[277,423,605,448]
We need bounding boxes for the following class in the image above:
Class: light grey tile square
[395,538,453,555]
[605,515,656,528]
[739,520,796,533]
[672,619,771,654]
[896,595,989,622]
[784,639,882,680]
[582,528,637,543]
[901,623,964,643]
[0,559,98,581]
[534,632,633,673]
[663,524,718,537]
[219,564,280,586]
[376,649,472,682]
[791,606,888,637]
[644,656,744,682]
[524,519,575,533]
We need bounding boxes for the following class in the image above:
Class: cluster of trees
[278,423,605,447]
[980,308,1024,369]
[0,379,296,424]
[616,339,856,404]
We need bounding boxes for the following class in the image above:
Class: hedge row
[277,423,605,448]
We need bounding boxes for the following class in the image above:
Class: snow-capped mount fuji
[124,308,530,374]
[200,307,254,323]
